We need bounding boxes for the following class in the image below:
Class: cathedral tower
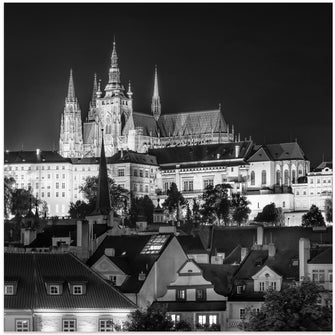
[59,69,83,158]
[151,65,161,121]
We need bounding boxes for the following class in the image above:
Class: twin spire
[151,65,161,121]
[66,69,76,102]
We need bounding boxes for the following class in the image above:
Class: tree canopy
[4,176,16,218]
[162,182,186,221]
[128,194,155,226]
[123,306,192,331]
[324,198,332,223]
[10,187,39,217]
[254,203,284,225]
[201,184,231,225]
[301,205,325,227]
[244,281,332,331]
[231,193,251,225]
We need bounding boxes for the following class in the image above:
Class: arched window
[250,171,255,185]
[292,170,296,184]
[276,170,281,185]
[261,170,266,185]
[284,170,289,185]
[105,118,111,134]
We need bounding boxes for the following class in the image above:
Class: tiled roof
[157,109,227,137]
[87,234,174,294]
[177,235,208,254]
[248,142,307,162]
[152,301,227,312]
[149,141,253,166]
[308,247,332,264]
[4,253,136,310]
[4,151,71,164]
[108,150,158,166]
[315,161,333,171]
[123,112,159,137]
[210,226,332,257]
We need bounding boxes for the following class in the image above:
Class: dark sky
[4,3,332,168]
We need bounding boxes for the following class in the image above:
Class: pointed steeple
[105,39,123,94]
[111,38,118,67]
[66,69,76,102]
[151,65,161,121]
[93,129,111,215]
[127,80,133,98]
[89,73,98,109]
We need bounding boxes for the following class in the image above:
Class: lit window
[317,179,320,184]
[63,319,76,332]
[170,314,181,324]
[261,170,267,185]
[118,169,125,177]
[310,178,313,184]
[329,270,332,282]
[16,320,29,332]
[5,285,14,295]
[145,170,149,178]
[259,282,265,291]
[62,192,65,197]
[197,314,207,325]
[56,192,59,197]
[47,192,50,197]
[56,166,59,170]
[145,185,149,193]
[176,289,186,301]
[48,174,51,179]
[140,184,143,192]
[56,182,59,189]
[134,169,138,177]
[110,276,117,286]
[99,319,114,332]
[62,183,65,188]
[141,235,169,254]
[196,288,206,301]
[183,180,194,191]
[283,201,285,208]
[49,285,60,295]
[209,315,217,325]
[56,174,59,179]
[72,285,83,295]
[250,171,255,185]
[62,166,65,170]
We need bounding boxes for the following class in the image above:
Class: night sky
[4,3,332,168]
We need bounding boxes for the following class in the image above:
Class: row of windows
[18,174,67,180]
[176,288,206,301]
[133,184,150,193]
[169,313,218,326]
[310,178,332,184]
[312,269,332,283]
[6,165,67,171]
[133,169,150,178]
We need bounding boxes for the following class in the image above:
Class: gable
[178,260,202,275]
[248,147,272,162]
[92,255,126,275]
[252,265,281,280]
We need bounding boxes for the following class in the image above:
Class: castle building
[59,42,237,158]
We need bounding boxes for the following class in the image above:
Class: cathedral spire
[92,130,111,215]
[66,69,76,102]
[105,39,123,95]
[151,65,161,121]
[91,73,98,108]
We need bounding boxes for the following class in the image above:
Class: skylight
[140,235,169,254]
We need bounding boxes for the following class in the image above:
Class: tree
[325,198,332,223]
[128,195,155,225]
[10,188,38,217]
[244,281,332,331]
[162,183,186,221]
[123,306,192,331]
[254,203,284,225]
[302,205,325,227]
[68,200,94,219]
[4,176,16,218]
[79,176,129,212]
[231,193,251,226]
[201,184,231,225]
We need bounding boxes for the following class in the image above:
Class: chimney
[76,220,82,247]
[299,238,310,281]
[138,271,146,281]
[257,226,264,246]
[105,248,115,257]
[36,148,41,157]
[120,148,123,159]
[241,247,248,262]
[235,145,240,158]
[268,242,276,257]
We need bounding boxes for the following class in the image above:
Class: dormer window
[73,285,83,295]
[196,288,206,301]
[5,285,14,295]
[50,285,60,295]
[176,289,186,301]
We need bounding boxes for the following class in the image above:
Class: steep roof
[4,151,71,164]
[314,161,333,171]
[4,253,136,310]
[123,112,159,137]
[87,234,174,293]
[157,109,227,137]
[177,235,208,254]
[308,246,332,264]
[108,150,158,166]
[248,142,307,162]
[149,141,253,167]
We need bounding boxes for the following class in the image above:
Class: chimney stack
[268,242,276,257]
[257,226,264,246]
[299,238,310,281]
[241,247,248,262]
[235,145,240,158]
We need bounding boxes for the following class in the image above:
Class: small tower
[59,69,84,158]
[151,65,161,121]
[88,73,98,121]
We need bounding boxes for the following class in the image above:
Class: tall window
[183,180,194,192]
[16,320,29,332]
[203,179,214,189]
[63,320,76,332]
[134,169,138,177]
[239,309,246,320]
[261,170,266,185]
[196,288,206,301]
[284,170,289,185]
[250,171,255,185]
[197,315,207,325]
[105,118,112,134]
[292,170,296,184]
[118,169,125,177]
[176,289,186,301]
[276,170,281,185]
[312,270,325,283]
[170,314,181,324]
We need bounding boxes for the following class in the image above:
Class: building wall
[4,311,33,332]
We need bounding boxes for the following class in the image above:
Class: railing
[227,319,242,329]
